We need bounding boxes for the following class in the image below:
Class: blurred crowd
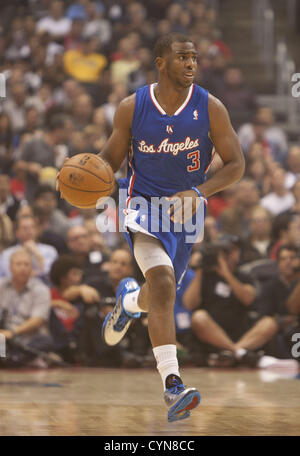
[0,0,300,369]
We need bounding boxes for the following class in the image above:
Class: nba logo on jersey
[166,125,174,134]
[193,110,198,120]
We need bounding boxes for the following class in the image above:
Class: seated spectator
[71,93,93,131]
[238,107,288,164]
[261,167,295,216]
[183,236,278,366]
[110,36,140,85]
[36,0,71,40]
[63,36,107,84]
[290,181,300,214]
[83,1,112,46]
[240,206,273,264]
[0,174,21,222]
[220,178,259,237]
[0,113,14,174]
[2,82,28,133]
[49,255,88,363]
[66,225,108,290]
[217,65,256,129]
[256,245,300,359]
[285,146,300,189]
[270,212,300,259]
[0,248,52,367]
[245,157,271,197]
[80,248,139,366]
[0,215,58,283]
[16,114,72,202]
[33,184,71,237]
[32,206,68,255]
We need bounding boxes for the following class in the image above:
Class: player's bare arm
[98,94,136,172]
[168,94,245,221]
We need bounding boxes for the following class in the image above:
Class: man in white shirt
[261,167,295,216]
[0,215,57,283]
[36,1,71,39]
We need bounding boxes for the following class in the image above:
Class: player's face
[165,42,198,88]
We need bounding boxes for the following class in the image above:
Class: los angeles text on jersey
[138,136,199,156]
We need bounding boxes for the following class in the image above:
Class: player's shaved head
[154,33,193,59]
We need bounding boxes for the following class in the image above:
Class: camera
[197,235,241,272]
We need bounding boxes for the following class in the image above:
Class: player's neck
[154,80,191,116]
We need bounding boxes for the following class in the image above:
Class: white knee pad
[133,231,173,277]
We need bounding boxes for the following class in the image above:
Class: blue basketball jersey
[127,83,214,199]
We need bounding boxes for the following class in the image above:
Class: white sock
[153,344,180,389]
[123,289,144,314]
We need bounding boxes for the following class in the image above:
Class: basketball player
[61,33,245,422]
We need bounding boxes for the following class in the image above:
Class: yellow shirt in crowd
[63,50,107,83]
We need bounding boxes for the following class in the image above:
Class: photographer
[256,245,300,358]
[183,235,277,366]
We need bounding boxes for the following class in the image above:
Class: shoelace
[168,380,185,395]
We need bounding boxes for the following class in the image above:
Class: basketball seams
[93,156,114,182]
[61,164,113,184]
[59,179,113,193]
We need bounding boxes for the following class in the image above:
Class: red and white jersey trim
[149,83,194,116]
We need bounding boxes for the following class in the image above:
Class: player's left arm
[196,94,245,198]
[168,95,245,222]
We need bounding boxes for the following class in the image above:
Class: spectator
[83,1,112,46]
[256,245,300,359]
[36,0,71,40]
[0,174,21,222]
[218,65,256,129]
[110,36,140,85]
[220,178,260,237]
[66,225,108,290]
[2,82,28,133]
[270,212,300,259]
[286,146,300,188]
[33,184,71,237]
[290,181,300,214]
[63,36,107,84]
[71,93,93,130]
[240,206,273,264]
[0,215,58,282]
[0,113,14,174]
[80,248,138,366]
[261,167,295,216]
[238,107,288,164]
[16,113,72,202]
[0,248,52,367]
[49,255,86,363]
[183,236,277,366]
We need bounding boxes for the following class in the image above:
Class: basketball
[58,153,114,208]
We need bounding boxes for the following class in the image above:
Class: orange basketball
[58,153,114,209]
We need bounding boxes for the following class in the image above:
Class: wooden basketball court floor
[0,367,299,436]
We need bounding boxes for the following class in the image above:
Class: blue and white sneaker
[102,277,141,346]
[164,374,201,422]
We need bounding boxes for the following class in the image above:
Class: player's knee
[192,310,210,329]
[146,266,175,304]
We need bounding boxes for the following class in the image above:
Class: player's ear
[155,56,166,72]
